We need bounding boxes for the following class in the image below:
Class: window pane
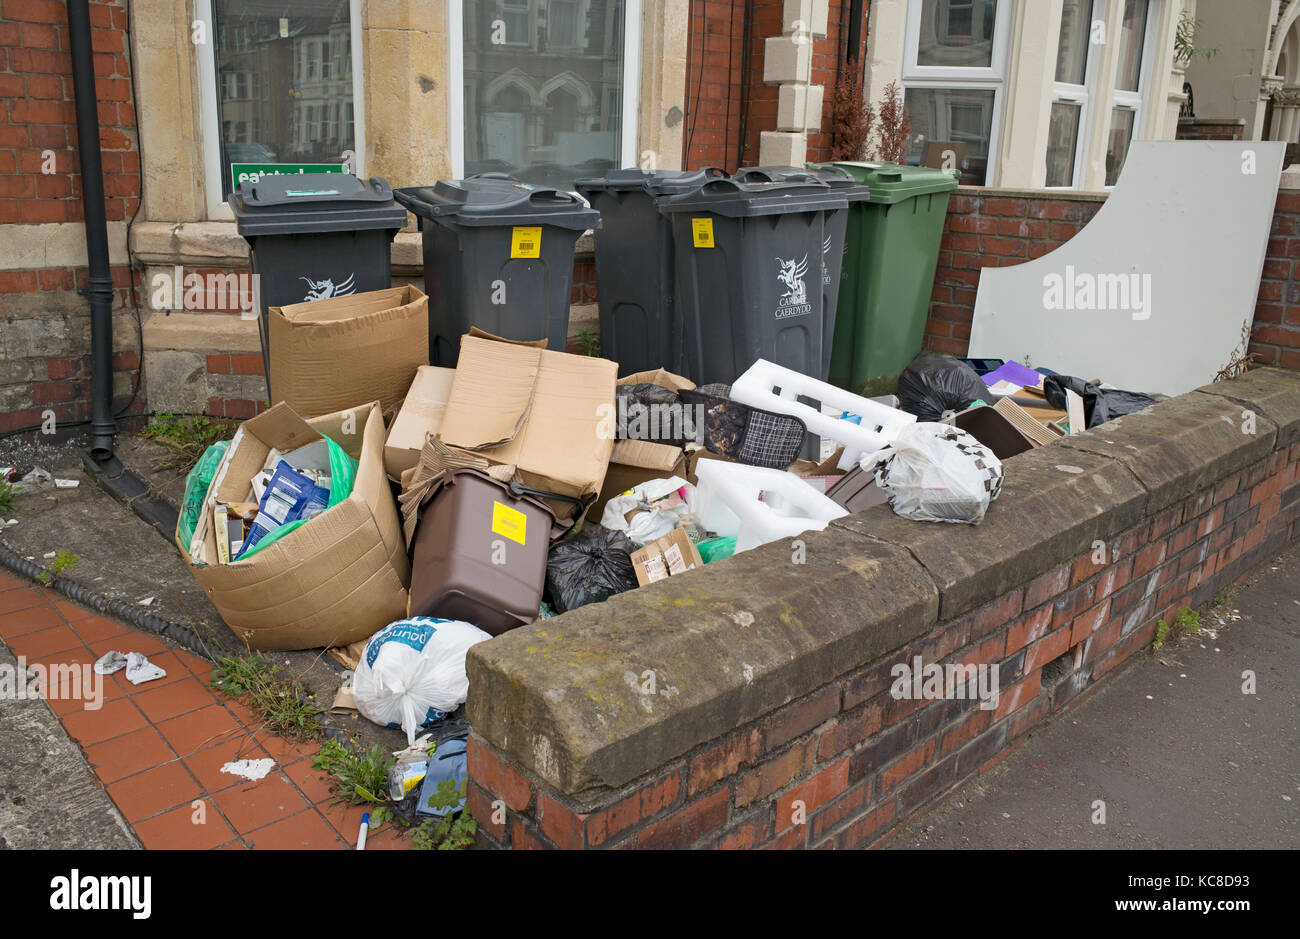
[905,86,996,185]
[917,0,999,69]
[212,0,356,200]
[464,0,626,190]
[1046,102,1081,187]
[1055,0,1091,86]
[1106,107,1136,185]
[1116,0,1149,92]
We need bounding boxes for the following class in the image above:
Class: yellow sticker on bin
[510,226,542,258]
[491,500,528,546]
[691,217,714,248]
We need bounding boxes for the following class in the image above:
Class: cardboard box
[992,397,1063,446]
[269,285,429,418]
[384,365,456,479]
[589,438,689,521]
[178,400,410,651]
[587,368,696,520]
[629,527,703,587]
[437,330,617,518]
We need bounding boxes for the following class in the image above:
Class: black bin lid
[230,174,409,236]
[574,166,728,197]
[394,174,600,231]
[733,165,871,201]
[656,177,849,218]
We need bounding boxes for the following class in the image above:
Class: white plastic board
[968,141,1285,396]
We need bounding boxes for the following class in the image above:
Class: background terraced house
[1,0,1299,434]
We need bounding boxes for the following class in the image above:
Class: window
[198,0,364,211]
[903,0,1011,185]
[1107,0,1152,186]
[1046,0,1096,187]
[453,0,641,190]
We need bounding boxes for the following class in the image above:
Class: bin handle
[527,189,582,207]
[702,166,727,178]
[467,172,514,180]
[507,480,585,507]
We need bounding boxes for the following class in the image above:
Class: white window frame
[1105,0,1159,189]
[1047,0,1099,189]
[195,0,367,219]
[448,0,642,186]
[902,0,1014,186]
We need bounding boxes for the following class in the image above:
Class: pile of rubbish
[168,167,1162,746]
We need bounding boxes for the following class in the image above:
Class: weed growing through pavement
[411,778,478,850]
[0,479,15,514]
[211,652,322,739]
[37,550,79,586]
[1153,607,1202,652]
[139,414,235,472]
[313,738,396,829]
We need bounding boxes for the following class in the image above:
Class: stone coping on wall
[464,368,1300,800]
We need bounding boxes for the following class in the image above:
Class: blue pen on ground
[357,811,370,850]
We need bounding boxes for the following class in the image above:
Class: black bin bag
[545,525,640,614]
[897,352,988,422]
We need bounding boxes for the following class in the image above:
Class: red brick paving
[0,568,410,850]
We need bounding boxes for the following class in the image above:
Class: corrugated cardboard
[178,400,410,651]
[629,527,703,587]
[948,404,1035,459]
[586,369,696,520]
[384,365,456,479]
[437,331,617,517]
[269,285,429,419]
[992,397,1062,446]
[588,439,689,521]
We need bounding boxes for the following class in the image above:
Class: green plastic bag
[235,433,358,561]
[697,536,737,563]
[178,441,229,551]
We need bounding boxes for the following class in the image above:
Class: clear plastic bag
[864,423,1004,525]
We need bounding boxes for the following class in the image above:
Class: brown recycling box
[384,365,456,479]
[269,285,429,418]
[408,468,556,635]
[437,330,617,519]
[178,400,410,651]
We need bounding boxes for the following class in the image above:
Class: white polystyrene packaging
[353,617,491,746]
[862,423,1004,525]
[728,359,917,469]
[692,459,848,553]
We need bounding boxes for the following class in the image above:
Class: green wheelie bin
[808,162,959,397]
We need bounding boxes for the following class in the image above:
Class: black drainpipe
[847,0,865,62]
[67,0,116,459]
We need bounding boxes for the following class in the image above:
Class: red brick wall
[1254,191,1300,370]
[0,0,142,433]
[467,438,1300,849]
[1175,119,1246,141]
[923,190,1105,357]
[682,0,868,172]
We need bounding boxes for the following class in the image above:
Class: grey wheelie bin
[230,174,408,393]
[730,165,871,380]
[574,167,725,377]
[656,177,848,387]
[395,175,600,367]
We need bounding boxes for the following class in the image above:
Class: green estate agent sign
[230,163,349,193]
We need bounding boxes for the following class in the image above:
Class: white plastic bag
[862,423,1003,525]
[600,476,694,544]
[353,617,491,746]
